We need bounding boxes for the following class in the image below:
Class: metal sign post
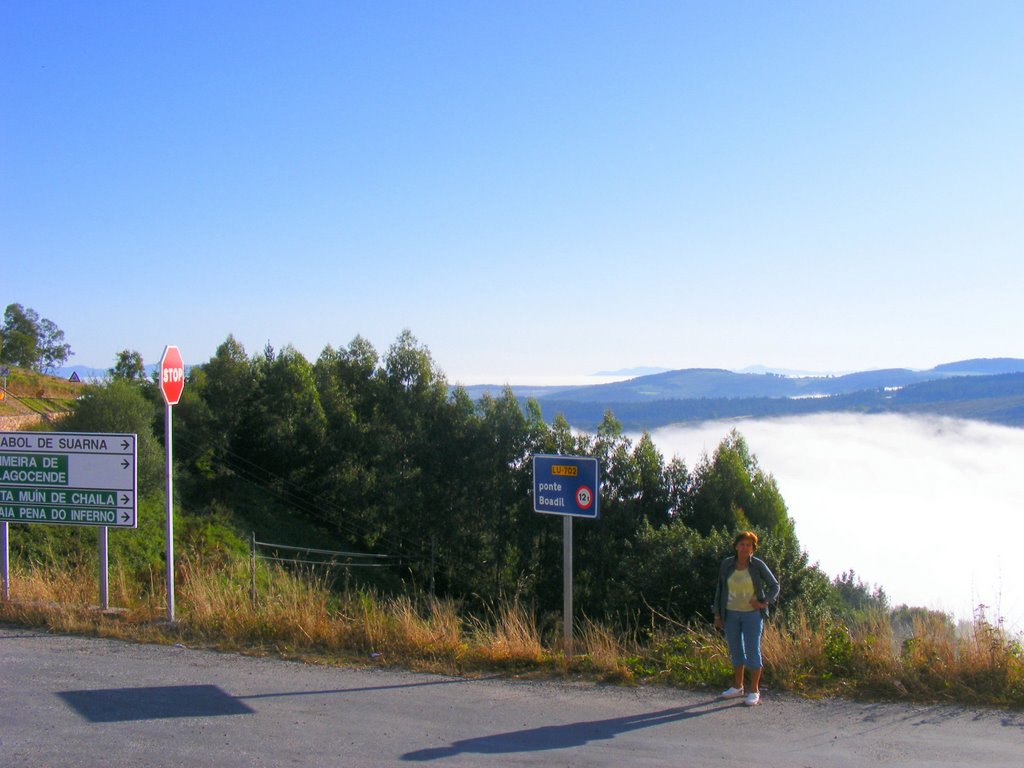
[164,399,174,621]
[159,345,185,623]
[98,527,108,609]
[532,454,600,654]
[1,521,8,602]
[563,516,572,651]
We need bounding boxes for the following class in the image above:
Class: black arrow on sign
[121,511,130,523]
[121,494,130,505]
[121,439,130,450]
[121,459,130,469]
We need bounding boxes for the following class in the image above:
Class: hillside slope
[0,367,81,428]
[533,358,1024,404]
[532,371,1024,431]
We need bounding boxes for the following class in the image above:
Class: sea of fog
[638,413,1024,635]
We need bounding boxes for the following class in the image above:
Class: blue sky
[3,2,1022,384]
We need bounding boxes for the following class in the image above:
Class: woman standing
[713,530,780,706]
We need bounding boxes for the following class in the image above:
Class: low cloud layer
[644,413,1024,633]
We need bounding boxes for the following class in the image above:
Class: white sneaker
[745,691,761,706]
[720,686,745,699]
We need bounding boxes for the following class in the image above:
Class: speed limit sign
[575,485,594,510]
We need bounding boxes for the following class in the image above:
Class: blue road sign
[532,454,600,519]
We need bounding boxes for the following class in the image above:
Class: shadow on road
[58,675,486,723]
[236,675,488,701]
[401,699,736,761]
[58,685,255,723]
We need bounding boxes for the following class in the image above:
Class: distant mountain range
[460,358,1024,431]
[53,357,1024,432]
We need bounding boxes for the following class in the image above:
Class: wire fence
[248,533,399,607]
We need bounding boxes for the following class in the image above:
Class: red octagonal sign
[159,345,185,406]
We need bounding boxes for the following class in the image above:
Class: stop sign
[159,345,185,406]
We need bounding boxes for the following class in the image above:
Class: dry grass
[2,560,1022,707]
[464,598,544,668]
[181,557,336,649]
[894,608,1024,705]
[0,558,520,673]
[575,617,635,682]
[339,592,467,667]
[757,608,1024,705]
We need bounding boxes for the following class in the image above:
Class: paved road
[1,625,1021,767]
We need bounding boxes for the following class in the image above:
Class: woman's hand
[714,615,724,630]
[749,598,767,610]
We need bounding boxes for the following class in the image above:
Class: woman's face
[735,538,755,560]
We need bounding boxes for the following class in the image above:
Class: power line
[171,430,424,562]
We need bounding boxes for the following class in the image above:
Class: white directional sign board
[0,431,137,528]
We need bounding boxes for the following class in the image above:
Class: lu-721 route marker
[0,431,137,528]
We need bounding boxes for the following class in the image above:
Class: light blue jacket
[713,555,780,619]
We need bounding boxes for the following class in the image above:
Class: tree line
[47,329,881,629]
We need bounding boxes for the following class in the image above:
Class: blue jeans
[724,609,764,669]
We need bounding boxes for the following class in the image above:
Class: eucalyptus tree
[1,303,72,371]
[311,336,382,549]
[467,387,540,600]
[571,412,678,617]
[240,344,326,492]
[175,335,256,483]
[110,349,146,381]
[369,330,454,576]
[38,317,72,372]
[687,430,790,536]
